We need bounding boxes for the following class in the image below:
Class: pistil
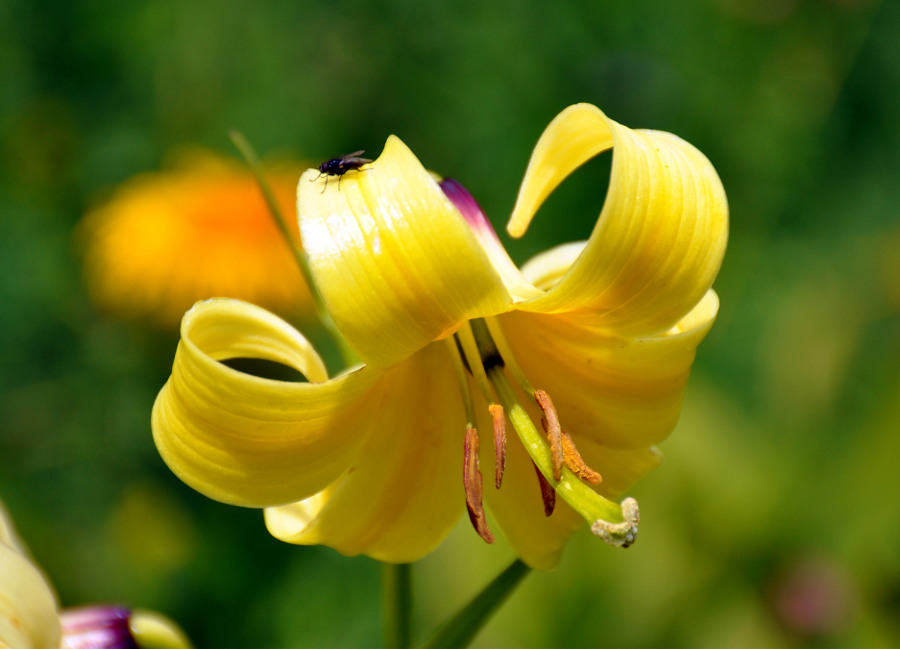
[488,365,639,547]
[471,318,641,548]
[477,319,604,487]
[449,320,641,548]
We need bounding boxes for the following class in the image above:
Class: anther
[463,426,494,544]
[489,404,506,489]
[534,389,563,482]
[561,431,602,485]
[533,462,556,517]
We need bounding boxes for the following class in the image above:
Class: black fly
[311,150,372,192]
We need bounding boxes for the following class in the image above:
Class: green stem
[420,559,531,649]
[228,130,360,367]
[383,562,413,649]
[228,130,319,309]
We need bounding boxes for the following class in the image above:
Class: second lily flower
[152,103,728,570]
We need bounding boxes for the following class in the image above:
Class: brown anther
[534,389,563,482]
[463,426,494,544]
[561,431,603,485]
[489,404,506,489]
[533,462,556,517]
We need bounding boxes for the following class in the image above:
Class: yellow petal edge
[0,502,60,649]
[265,345,465,564]
[297,135,511,368]
[152,298,384,507]
[510,103,728,337]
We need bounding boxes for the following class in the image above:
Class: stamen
[483,317,535,393]
[489,404,506,488]
[534,389,563,482]
[445,337,494,544]
[533,462,556,517]
[457,324,507,490]
[464,425,494,544]
[443,338,477,425]
[488,364,640,549]
[561,431,602,485]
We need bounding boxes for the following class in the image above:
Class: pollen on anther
[534,389,563,482]
[463,426,494,544]
[489,404,506,489]
[561,431,602,485]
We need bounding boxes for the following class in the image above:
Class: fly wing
[342,150,372,164]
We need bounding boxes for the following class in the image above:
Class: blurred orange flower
[79,150,311,327]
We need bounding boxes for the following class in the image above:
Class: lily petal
[297,136,511,368]
[264,344,464,563]
[496,289,720,448]
[152,298,386,507]
[439,178,542,303]
[0,503,60,649]
[510,103,728,336]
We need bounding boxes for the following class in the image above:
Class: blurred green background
[2,0,899,646]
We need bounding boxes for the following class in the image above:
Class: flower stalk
[383,563,412,649]
[228,130,359,366]
[420,559,531,649]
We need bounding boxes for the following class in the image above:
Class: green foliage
[2,0,899,646]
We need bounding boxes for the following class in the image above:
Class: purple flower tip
[439,178,497,237]
[60,605,137,649]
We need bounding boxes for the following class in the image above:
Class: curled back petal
[298,136,511,368]
[509,103,728,336]
[264,344,464,564]
[152,298,386,508]
[496,290,720,449]
[0,543,60,649]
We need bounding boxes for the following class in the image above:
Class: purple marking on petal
[60,606,137,649]
[439,178,501,241]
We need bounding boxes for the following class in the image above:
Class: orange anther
[534,389,563,482]
[489,404,506,489]
[463,426,494,544]
[561,431,602,485]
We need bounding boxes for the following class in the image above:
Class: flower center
[447,317,640,548]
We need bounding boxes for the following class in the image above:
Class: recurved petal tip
[508,103,614,239]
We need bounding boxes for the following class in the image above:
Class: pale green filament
[455,322,499,405]
[486,365,625,525]
[443,338,477,427]
[482,317,535,394]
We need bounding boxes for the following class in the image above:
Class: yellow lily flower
[0,499,192,649]
[152,104,728,570]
